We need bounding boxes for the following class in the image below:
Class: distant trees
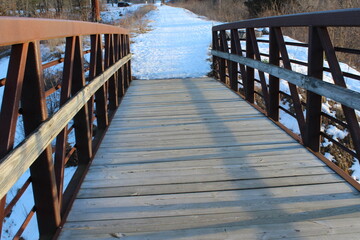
[244,0,290,17]
[0,0,93,20]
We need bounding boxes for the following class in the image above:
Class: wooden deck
[59,78,360,239]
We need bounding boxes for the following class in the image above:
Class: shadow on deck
[59,77,360,239]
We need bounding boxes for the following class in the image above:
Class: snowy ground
[1,3,360,239]
[101,3,145,24]
[131,3,218,79]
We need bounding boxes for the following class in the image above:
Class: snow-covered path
[131,4,218,79]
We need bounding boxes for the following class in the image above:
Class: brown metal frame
[212,9,360,191]
[0,17,131,240]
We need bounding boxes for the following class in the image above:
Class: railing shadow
[138,78,359,238]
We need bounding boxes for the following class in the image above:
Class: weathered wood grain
[58,217,360,239]
[212,50,360,111]
[78,173,343,198]
[59,78,360,239]
[0,54,131,200]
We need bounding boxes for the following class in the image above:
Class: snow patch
[101,3,145,24]
[351,158,360,181]
[324,152,336,162]
[131,5,219,79]
[325,125,348,141]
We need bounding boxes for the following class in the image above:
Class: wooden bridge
[1,9,360,240]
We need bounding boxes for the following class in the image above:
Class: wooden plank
[113,110,261,120]
[99,132,295,149]
[103,128,286,140]
[109,113,262,124]
[122,86,232,96]
[0,54,131,200]
[212,50,360,111]
[58,77,360,239]
[92,143,309,165]
[100,130,297,145]
[81,166,334,188]
[59,217,360,239]
[73,182,356,207]
[61,205,360,236]
[116,100,253,110]
[114,107,260,117]
[85,156,325,177]
[102,118,288,132]
[88,153,323,171]
[91,152,321,170]
[84,159,329,181]
[94,138,297,153]
[100,119,283,136]
[68,190,359,222]
[78,174,343,198]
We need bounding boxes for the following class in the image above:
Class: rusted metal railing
[212,9,360,189]
[0,17,131,239]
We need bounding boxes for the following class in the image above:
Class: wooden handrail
[0,17,132,239]
[212,50,360,111]
[0,53,131,200]
[212,9,360,191]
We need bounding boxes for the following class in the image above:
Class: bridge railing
[212,9,360,188]
[0,17,131,239]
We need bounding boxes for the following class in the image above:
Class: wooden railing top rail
[0,54,131,201]
[213,8,360,30]
[211,8,360,191]
[0,17,129,46]
[212,49,360,112]
[0,17,132,239]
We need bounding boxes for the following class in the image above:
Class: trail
[131,4,218,79]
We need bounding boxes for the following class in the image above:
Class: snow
[0,56,9,108]
[100,3,145,24]
[0,3,360,238]
[351,158,360,181]
[324,152,336,162]
[322,100,336,117]
[326,125,348,141]
[279,100,301,135]
[131,4,218,79]
[250,34,359,178]
[2,166,76,240]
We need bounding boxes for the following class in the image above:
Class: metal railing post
[219,30,227,83]
[229,29,238,91]
[22,41,61,239]
[71,36,93,165]
[268,27,280,121]
[304,26,323,152]
[212,31,220,79]
[245,28,254,103]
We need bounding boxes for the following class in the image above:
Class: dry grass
[169,0,248,22]
[171,0,360,68]
[116,5,157,35]
[259,0,360,68]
